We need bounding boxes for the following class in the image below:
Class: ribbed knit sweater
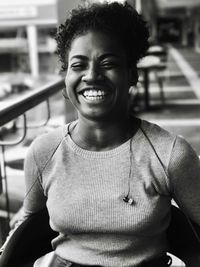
[22,119,200,267]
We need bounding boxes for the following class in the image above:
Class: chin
[80,110,114,122]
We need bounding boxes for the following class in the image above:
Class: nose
[81,64,102,83]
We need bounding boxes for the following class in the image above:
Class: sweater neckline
[62,120,144,159]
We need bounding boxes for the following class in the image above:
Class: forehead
[68,31,126,59]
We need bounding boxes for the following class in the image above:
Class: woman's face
[65,31,134,121]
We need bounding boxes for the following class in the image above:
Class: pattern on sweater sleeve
[0,141,47,255]
[168,135,200,225]
[23,126,65,215]
[23,141,47,215]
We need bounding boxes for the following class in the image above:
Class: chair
[0,208,57,267]
[167,206,200,266]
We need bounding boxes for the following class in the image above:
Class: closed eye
[70,62,87,71]
[100,61,119,70]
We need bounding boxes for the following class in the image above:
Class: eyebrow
[70,55,88,61]
[99,53,120,60]
[70,53,120,61]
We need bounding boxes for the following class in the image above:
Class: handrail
[0,77,65,127]
[17,100,51,129]
[0,76,65,230]
[0,114,27,146]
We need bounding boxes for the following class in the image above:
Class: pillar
[194,15,200,52]
[181,19,188,47]
[135,0,141,13]
[27,25,39,78]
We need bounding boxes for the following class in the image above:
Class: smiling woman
[65,31,132,124]
[1,2,200,267]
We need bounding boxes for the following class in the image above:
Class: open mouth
[79,89,110,101]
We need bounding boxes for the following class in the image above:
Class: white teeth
[85,95,104,100]
[83,90,106,97]
[88,90,93,96]
[98,90,105,96]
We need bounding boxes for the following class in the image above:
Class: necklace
[123,135,135,205]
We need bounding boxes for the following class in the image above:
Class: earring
[62,89,69,100]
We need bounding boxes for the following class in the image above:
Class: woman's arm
[0,143,47,254]
[168,136,200,225]
[23,143,47,215]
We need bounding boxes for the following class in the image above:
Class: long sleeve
[0,144,47,254]
[168,136,200,225]
[23,144,47,215]
[0,127,64,255]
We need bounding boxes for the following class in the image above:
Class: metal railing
[0,78,65,127]
[0,77,65,242]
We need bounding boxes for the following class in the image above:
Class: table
[146,45,167,58]
[137,56,166,110]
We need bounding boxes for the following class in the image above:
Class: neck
[70,116,140,151]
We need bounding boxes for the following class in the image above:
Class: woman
[1,2,200,267]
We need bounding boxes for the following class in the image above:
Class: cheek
[110,68,130,84]
[65,72,77,94]
[64,73,81,105]
[114,74,131,92]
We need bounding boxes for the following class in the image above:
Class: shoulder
[173,134,198,157]
[139,119,199,168]
[25,125,68,170]
[137,119,200,194]
[169,134,200,173]
[140,119,175,141]
[137,120,176,192]
[31,126,66,152]
[139,119,176,155]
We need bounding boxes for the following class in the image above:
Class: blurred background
[0,1,200,266]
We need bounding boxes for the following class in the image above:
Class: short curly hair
[55,2,149,72]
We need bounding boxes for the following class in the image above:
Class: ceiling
[155,0,200,10]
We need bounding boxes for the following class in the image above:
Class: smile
[80,89,109,101]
